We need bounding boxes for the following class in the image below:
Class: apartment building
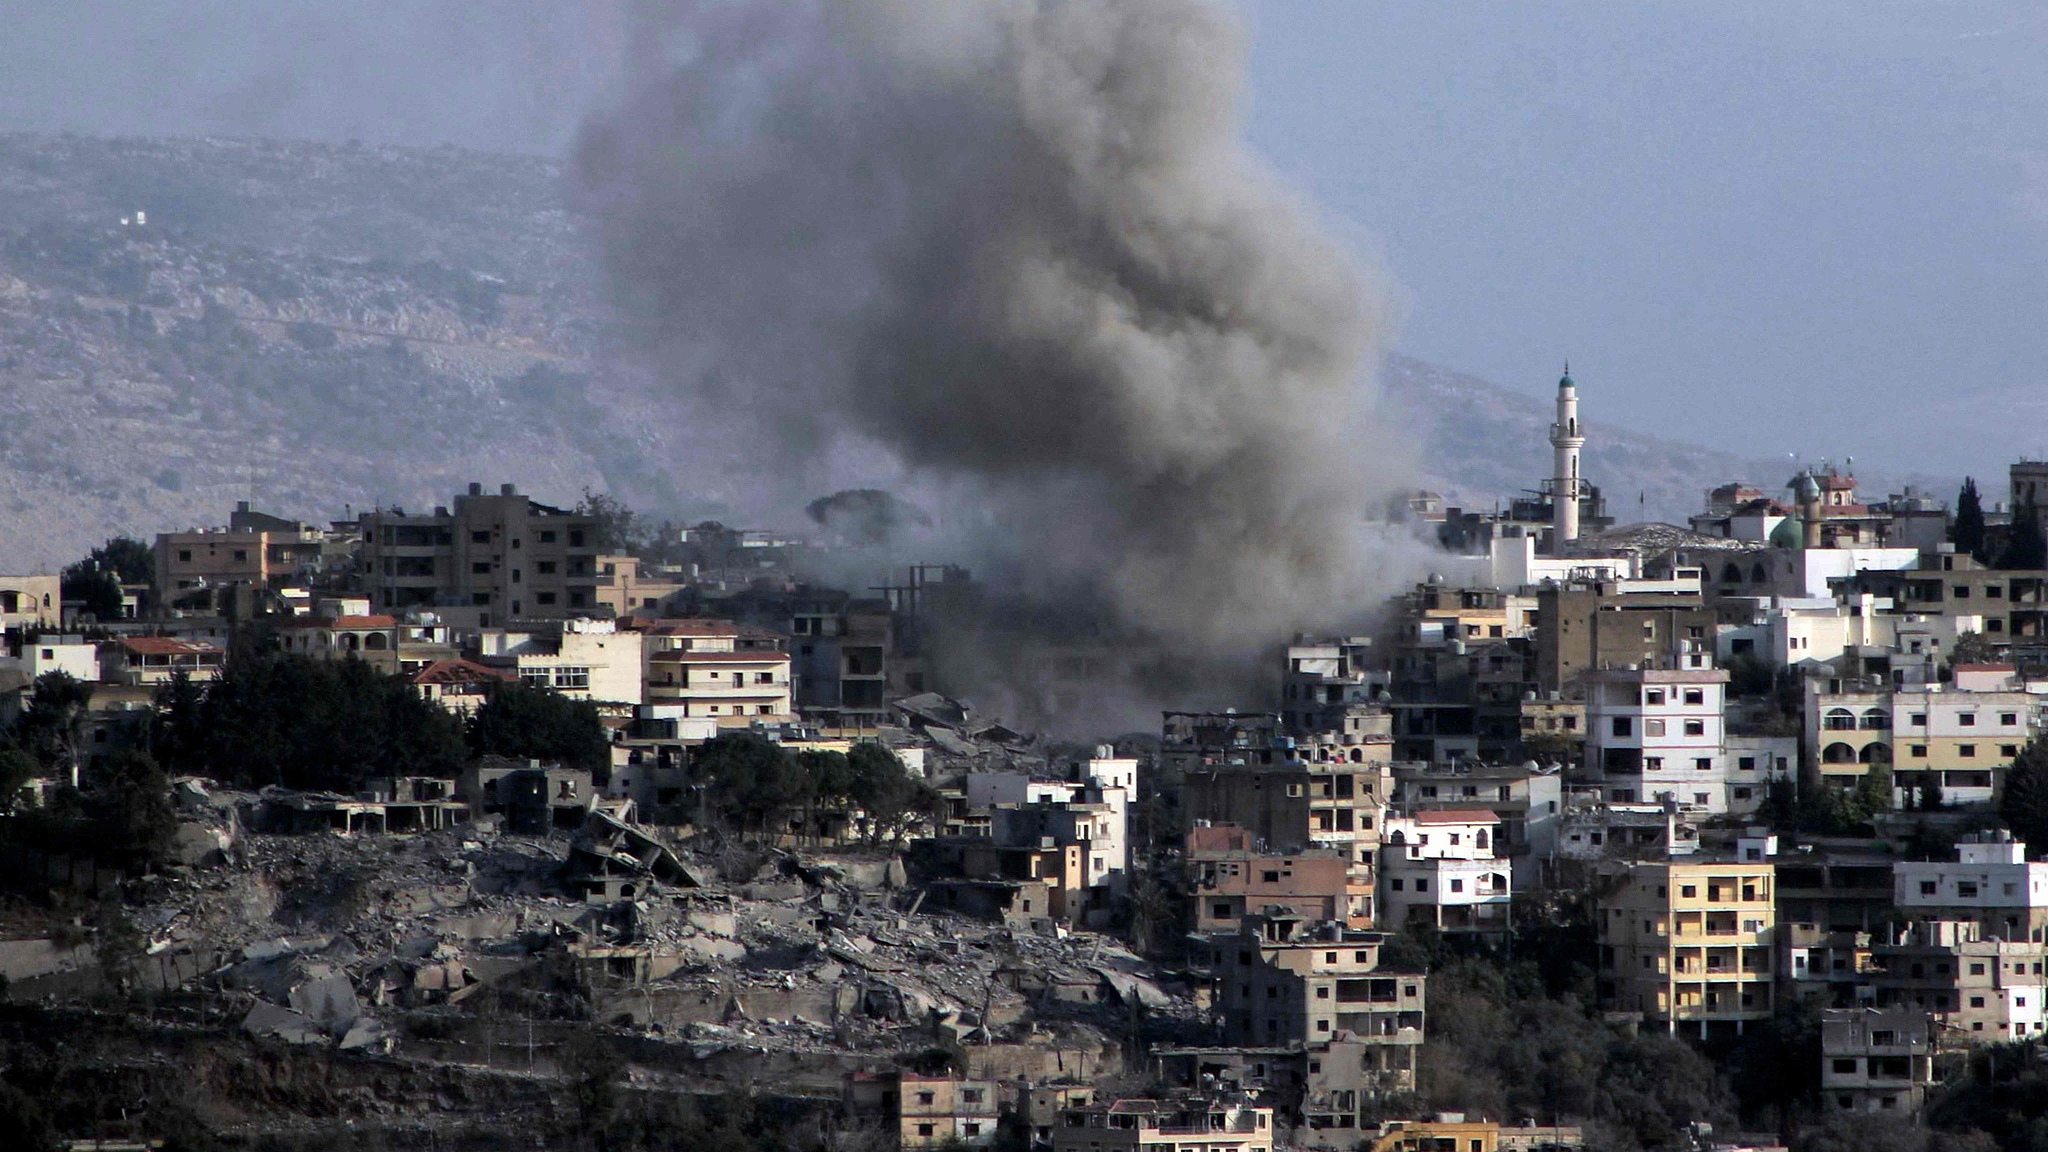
[1893,830,2048,942]
[360,483,598,623]
[592,555,684,617]
[1371,1117,1585,1152]
[1597,848,1778,1035]
[1820,1008,1935,1114]
[1584,667,1739,814]
[156,512,325,596]
[1533,581,1716,695]
[1867,918,2048,1042]
[1185,824,1374,933]
[1380,811,1512,936]
[474,617,645,707]
[107,636,224,685]
[1197,911,1424,1087]
[638,618,793,724]
[843,1071,1000,1150]
[0,575,62,630]
[1390,762,1562,885]
[1052,1098,1274,1152]
[1284,636,1392,736]
[1806,665,2038,805]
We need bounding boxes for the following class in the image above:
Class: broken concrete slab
[243,1001,327,1045]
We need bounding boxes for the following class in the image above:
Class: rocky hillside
[0,133,1954,572]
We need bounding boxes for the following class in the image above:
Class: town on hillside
[5,372,2048,1151]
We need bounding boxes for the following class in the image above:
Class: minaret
[1549,364,1584,548]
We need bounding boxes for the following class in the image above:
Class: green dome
[1770,515,1804,550]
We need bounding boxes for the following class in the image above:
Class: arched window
[1859,708,1889,730]
[342,633,359,652]
[1858,743,1892,764]
[1349,748,1362,763]
[1752,562,1768,583]
[1822,742,1858,764]
[1823,708,1856,731]
[1722,563,1743,584]
[364,633,389,650]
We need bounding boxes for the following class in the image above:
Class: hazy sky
[3,1,2046,476]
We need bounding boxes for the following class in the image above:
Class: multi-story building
[1197,911,1424,1086]
[156,504,326,597]
[1867,918,2048,1043]
[1820,1008,1935,1114]
[1370,1117,1585,1152]
[360,483,598,623]
[1052,1098,1274,1152]
[1390,761,1562,886]
[106,636,224,686]
[1806,665,2039,805]
[1283,636,1391,735]
[1533,581,1716,696]
[1185,824,1374,933]
[637,618,793,725]
[592,555,685,617]
[1597,846,1778,1035]
[1380,811,1512,936]
[1776,851,1896,934]
[1893,830,2048,943]
[992,761,1130,900]
[473,617,646,708]
[843,1070,1001,1150]
[0,575,62,631]
[1583,667,1737,813]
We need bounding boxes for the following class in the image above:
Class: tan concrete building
[1197,912,1424,1091]
[843,1071,1000,1150]
[593,555,685,617]
[1186,824,1374,933]
[636,618,793,724]
[1534,582,1716,696]
[360,483,598,623]
[1597,847,1777,1034]
[1821,1008,1935,1114]
[0,575,61,630]
[1054,1098,1274,1152]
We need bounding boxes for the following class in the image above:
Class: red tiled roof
[120,636,223,656]
[278,615,398,630]
[411,658,517,686]
[1411,808,1500,824]
[1955,663,2017,673]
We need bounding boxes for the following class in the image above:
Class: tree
[1956,477,1988,562]
[1920,774,1945,811]
[1852,762,1895,820]
[577,489,647,556]
[2000,502,2047,571]
[90,750,178,873]
[0,748,36,814]
[844,742,937,845]
[17,671,93,785]
[691,733,810,836]
[468,681,609,771]
[61,536,153,620]
[2000,738,2048,851]
[1950,632,1996,669]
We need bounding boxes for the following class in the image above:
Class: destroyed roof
[1409,808,1501,824]
[1574,522,1770,554]
[411,658,517,685]
[277,614,399,629]
[120,636,225,656]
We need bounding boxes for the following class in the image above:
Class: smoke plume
[575,0,1407,650]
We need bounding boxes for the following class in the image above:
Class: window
[1646,719,1667,737]
[538,530,557,543]
[917,1125,934,1138]
[1958,882,1979,898]
[553,667,589,690]
[1922,881,1938,896]
[1415,878,1429,893]
[1960,745,1977,758]
[1316,986,1329,999]
[471,530,491,544]
[1972,996,1986,1008]
[1694,792,1710,805]
[471,561,491,574]
[1833,1059,1857,1074]
[568,530,586,548]
[1450,879,1464,893]
[1684,720,1705,736]
[962,1124,981,1138]
[177,549,192,562]
[1613,718,1633,737]
[1961,713,1978,727]
[1644,757,1664,770]
[537,560,557,574]
[536,592,557,605]
[1910,744,1928,757]
[1739,756,1757,771]
[1644,690,1665,705]
[233,549,248,562]
[1681,885,1697,898]
[1910,713,1927,726]
[961,1090,983,1104]
[2006,745,2022,758]
[1684,689,1704,705]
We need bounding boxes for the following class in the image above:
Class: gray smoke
[575,0,1408,650]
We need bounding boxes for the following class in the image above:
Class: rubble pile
[96,801,1199,1075]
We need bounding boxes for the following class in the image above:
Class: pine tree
[2000,500,2048,571]
[1998,738,2048,851]
[1955,477,1988,562]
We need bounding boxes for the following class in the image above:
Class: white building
[1381,809,1512,935]
[1894,831,2048,939]
[474,618,646,706]
[23,637,99,683]
[1584,668,1737,814]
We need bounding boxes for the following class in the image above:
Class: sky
[2,1,2046,476]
